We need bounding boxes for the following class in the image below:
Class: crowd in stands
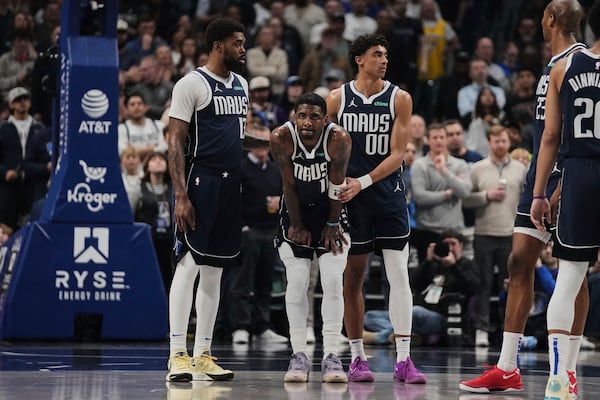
[1,0,600,348]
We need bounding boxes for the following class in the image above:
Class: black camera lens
[433,242,450,257]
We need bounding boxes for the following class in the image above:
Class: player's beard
[225,54,245,75]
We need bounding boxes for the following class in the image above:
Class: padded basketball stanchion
[0,0,167,340]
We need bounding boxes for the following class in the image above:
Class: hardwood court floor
[0,341,599,399]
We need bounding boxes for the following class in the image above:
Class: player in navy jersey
[270,93,352,383]
[326,34,426,383]
[460,1,589,395]
[165,17,266,383]
[531,1,600,398]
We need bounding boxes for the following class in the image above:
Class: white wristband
[357,174,373,190]
[328,179,347,200]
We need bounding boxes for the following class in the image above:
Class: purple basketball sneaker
[394,357,427,384]
[348,357,375,382]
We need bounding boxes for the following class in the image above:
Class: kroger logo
[66,160,117,213]
[81,89,109,118]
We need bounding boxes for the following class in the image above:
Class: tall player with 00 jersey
[531,1,600,398]
[460,0,588,395]
[326,34,426,384]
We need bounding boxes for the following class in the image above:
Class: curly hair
[348,34,389,73]
[205,17,245,51]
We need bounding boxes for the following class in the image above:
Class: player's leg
[565,279,590,400]
[189,174,238,381]
[317,233,349,383]
[344,253,373,381]
[460,231,544,393]
[166,252,199,382]
[545,259,588,399]
[343,195,375,382]
[381,246,426,384]
[191,264,234,381]
[279,242,312,382]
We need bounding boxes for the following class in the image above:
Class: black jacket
[411,256,481,314]
[0,117,50,198]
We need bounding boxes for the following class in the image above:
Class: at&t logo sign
[78,89,112,134]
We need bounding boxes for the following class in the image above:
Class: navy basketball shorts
[176,166,242,268]
[276,200,349,259]
[347,173,409,256]
[553,157,600,262]
[514,171,559,243]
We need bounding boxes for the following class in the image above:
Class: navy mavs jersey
[174,69,248,268]
[559,50,600,157]
[338,81,399,177]
[285,120,333,204]
[517,42,586,218]
[277,121,349,258]
[189,69,249,171]
[337,81,410,255]
[553,49,600,261]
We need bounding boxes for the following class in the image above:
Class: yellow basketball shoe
[191,354,234,381]
[166,352,193,382]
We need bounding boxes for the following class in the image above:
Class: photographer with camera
[409,230,481,345]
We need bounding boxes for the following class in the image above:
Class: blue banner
[0,0,168,340]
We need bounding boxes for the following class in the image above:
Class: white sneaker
[256,329,288,343]
[475,330,489,347]
[307,327,316,344]
[232,329,249,344]
[580,336,596,350]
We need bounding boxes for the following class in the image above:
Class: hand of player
[337,177,361,203]
[288,225,311,246]
[321,225,348,256]
[530,198,550,232]
[174,194,195,233]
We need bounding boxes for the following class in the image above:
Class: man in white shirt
[118,92,167,163]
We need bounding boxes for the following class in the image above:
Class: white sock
[566,335,582,372]
[381,248,412,361]
[497,332,523,372]
[169,253,199,356]
[318,244,347,357]
[349,339,366,361]
[395,336,410,362]
[279,243,311,355]
[548,333,569,377]
[193,264,223,357]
